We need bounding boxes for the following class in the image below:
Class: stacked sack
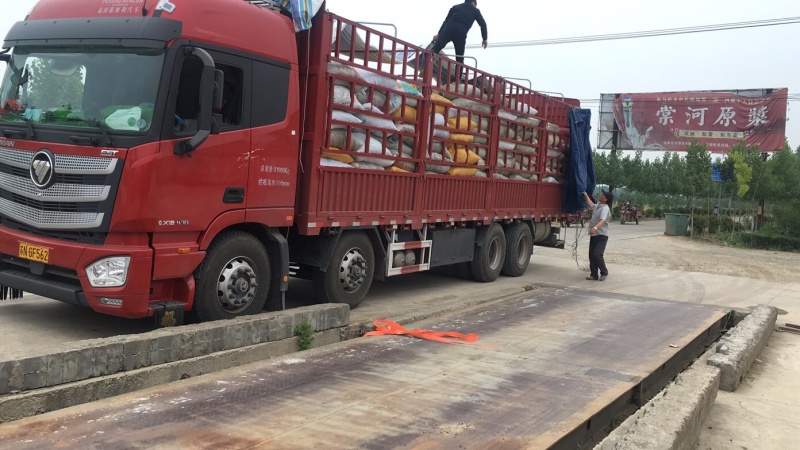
[321,62,421,172]
[543,122,566,183]
[427,91,490,178]
[490,98,541,182]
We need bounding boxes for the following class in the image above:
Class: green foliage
[729,149,752,198]
[295,322,315,351]
[769,199,800,236]
[592,141,797,246]
[739,232,800,252]
[685,141,713,199]
[692,215,709,235]
[690,215,740,235]
[769,148,800,202]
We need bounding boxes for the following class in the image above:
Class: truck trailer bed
[0,288,727,449]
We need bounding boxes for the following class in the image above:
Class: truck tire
[470,223,506,282]
[191,232,270,322]
[502,222,532,277]
[313,231,374,309]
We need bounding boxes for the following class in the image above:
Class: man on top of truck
[431,0,488,74]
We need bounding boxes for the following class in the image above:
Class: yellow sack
[388,165,411,173]
[450,133,474,143]
[391,105,418,121]
[431,93,452,116]
[447,166,479,177]
[447,116,477,131]
[323,150,355,164]
[447,144,481,164]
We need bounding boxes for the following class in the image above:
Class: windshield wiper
[68,118,114,147]
[1,111,36,140]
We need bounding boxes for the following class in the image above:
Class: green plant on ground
[295,322,315,351]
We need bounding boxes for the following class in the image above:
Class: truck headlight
[86,256,131,287]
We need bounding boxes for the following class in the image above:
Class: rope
[570,223,589,272]
[364,320,494,347]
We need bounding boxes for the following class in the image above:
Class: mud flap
[266,229,290,312]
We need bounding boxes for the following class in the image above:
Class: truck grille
[0,147,121,236]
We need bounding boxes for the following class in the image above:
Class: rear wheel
[621,216,626,225]
[191,232,270,322]
[313,231,375,309]
[470,223,506,282]
[502,222,533,277]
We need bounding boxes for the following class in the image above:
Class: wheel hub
[339,249,367,293]
[217,257,258,313]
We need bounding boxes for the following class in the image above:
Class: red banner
[609,89,788,152]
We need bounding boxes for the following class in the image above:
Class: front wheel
[502,222,532,277]
[313,231,375,309]
[191,232,270,322]
[471,223,506,282]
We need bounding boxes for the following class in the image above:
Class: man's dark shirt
[438,3,488,40]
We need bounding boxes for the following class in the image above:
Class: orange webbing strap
[364,319,493,347]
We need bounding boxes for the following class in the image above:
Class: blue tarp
[281,0,324,31]
[562,108,596,213]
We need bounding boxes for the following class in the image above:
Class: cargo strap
[364,319,493,347]
[0,285,23,300]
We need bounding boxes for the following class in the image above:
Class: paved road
[0,221,665,358]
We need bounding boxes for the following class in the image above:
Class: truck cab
[0,0,298,322]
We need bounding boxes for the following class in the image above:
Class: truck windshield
[0,46,164,132]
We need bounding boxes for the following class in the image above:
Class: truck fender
[197,210,247,251]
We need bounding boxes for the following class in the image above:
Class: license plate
[19,242,50,264]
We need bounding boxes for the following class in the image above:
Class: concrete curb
[0,327,343,424]
[0,304,348,396]
[596,358,720,450]
[596,304,778,449]
[707,304,777,392]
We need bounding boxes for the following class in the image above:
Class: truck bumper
[0,226,154,319]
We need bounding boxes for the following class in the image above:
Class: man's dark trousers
[431,29,466,81]
[589,235,609,278]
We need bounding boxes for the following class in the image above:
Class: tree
[767,145,800,203]
[685,141,713,199]
[730,150,752,198]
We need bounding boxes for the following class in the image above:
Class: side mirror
[0,54,9,64]
[213,69,224,111]
[175,47,216,156]
[211,113,222,135]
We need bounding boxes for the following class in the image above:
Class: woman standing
[583,190,613,281]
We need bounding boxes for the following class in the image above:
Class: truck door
[157,47,253,231]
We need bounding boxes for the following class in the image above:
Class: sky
[1,0,798,154]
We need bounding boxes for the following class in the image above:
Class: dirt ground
[611,234,800,284]
[555,221,800,284]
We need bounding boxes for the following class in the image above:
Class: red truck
[0,0,577,325]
